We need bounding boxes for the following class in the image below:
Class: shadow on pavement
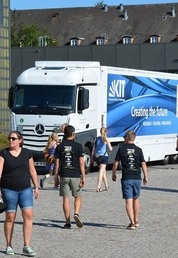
[142,186,178,193]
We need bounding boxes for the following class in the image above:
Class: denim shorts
[60,177,82,197]
[100,156,108,165]
[121,179,141,199]
[1,187,33,212]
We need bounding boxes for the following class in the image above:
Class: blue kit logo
[108,74,126,103]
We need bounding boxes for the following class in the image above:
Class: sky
[10,0,178,10]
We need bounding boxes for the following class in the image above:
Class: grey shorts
[60,177,82,197]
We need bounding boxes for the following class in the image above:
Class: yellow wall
[0,0,10,133]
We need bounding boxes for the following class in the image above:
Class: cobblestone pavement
[0,164,178,257]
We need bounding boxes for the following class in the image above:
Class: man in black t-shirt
[112,130,148,230]
[54,125,85,229]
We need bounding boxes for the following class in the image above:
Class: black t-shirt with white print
[115,143,145,180]
[55,140,84,178]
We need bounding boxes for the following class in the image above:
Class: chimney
[171,7,176,17]
[103,4,108,12]
[119,3,124,11]
[123,9,128,20]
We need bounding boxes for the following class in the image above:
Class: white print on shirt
[64,146,73,167]
[127,149,137,171]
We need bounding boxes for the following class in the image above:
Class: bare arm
[106,137,113,153]
[54,158,60,186]
[29,158,39,199]
[112,160,119,181]
[141,161,148,185]
[0,156,4,191]
[0,156,4,178]
[79,156,85,188]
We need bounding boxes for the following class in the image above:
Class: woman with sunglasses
[0,131,39,256]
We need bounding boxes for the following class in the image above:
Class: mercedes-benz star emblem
[35,124,45,135]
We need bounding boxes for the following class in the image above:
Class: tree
[11,10,58,47]
[95,1,105,7]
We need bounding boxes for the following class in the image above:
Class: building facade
[11,4,178,85]
[0,0,10,133]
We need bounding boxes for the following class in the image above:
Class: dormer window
[122,35,134,44]
[38,36,49,47]
[70,37,84,46]
[96,36,108,45]
[70,38,78,46]
[150,35,162,44]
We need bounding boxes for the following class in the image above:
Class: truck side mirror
[78,87,89,112]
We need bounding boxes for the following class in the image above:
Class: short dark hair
[64,125,75,138]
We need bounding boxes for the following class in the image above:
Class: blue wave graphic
[107,73,178,137]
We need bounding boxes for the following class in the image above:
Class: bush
[0,133,8,150]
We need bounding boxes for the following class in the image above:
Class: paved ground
[0,164,178,258]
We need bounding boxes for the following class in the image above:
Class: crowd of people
[0,125,148,256]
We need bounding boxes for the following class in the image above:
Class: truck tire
[162,155,169,165]
[84,146,91,174]
[169,155,178,164]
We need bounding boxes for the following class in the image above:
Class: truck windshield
[12,84,76,115]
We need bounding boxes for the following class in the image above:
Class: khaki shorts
[60,177,82,197]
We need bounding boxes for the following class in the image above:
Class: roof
[11,3,178,45]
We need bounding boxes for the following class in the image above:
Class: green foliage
[95,1,105,7]
[0,133,8,150]
[11,10,59,47]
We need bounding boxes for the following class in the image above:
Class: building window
[38,36,49,47]
[70,37,84,46]
[70,38,78,46]
[150,35,162,44]
[121,35,134,44]
[150,36,158,43]
[96,38,104,45]
[123,37,131,44]
[96,37,107,45]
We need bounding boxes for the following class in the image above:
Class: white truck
[8,61,178,172]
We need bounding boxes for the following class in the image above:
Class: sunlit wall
[0,0,10,133]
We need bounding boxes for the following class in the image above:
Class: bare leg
[102,165,108,188]
[96,165,104,189]
[125,199,135,224]
[63,197,70,224]
[22,208,33,246]
[133,197,140,223]
[74,196,82,215]
[4,212,16,247]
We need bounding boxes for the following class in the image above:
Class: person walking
[0,131,39,256]
[92,127,112,192]
[112,130,148,230]
[60,123,68,141]
[54,125,85,229]
[40,133,60,188]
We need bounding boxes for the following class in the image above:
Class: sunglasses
[8,137,19,141]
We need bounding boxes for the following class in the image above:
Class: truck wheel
[162,155,169,165]
[169,155,177,164]
[84,146,91,174]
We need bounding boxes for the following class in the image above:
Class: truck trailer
[8,61,178,172]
